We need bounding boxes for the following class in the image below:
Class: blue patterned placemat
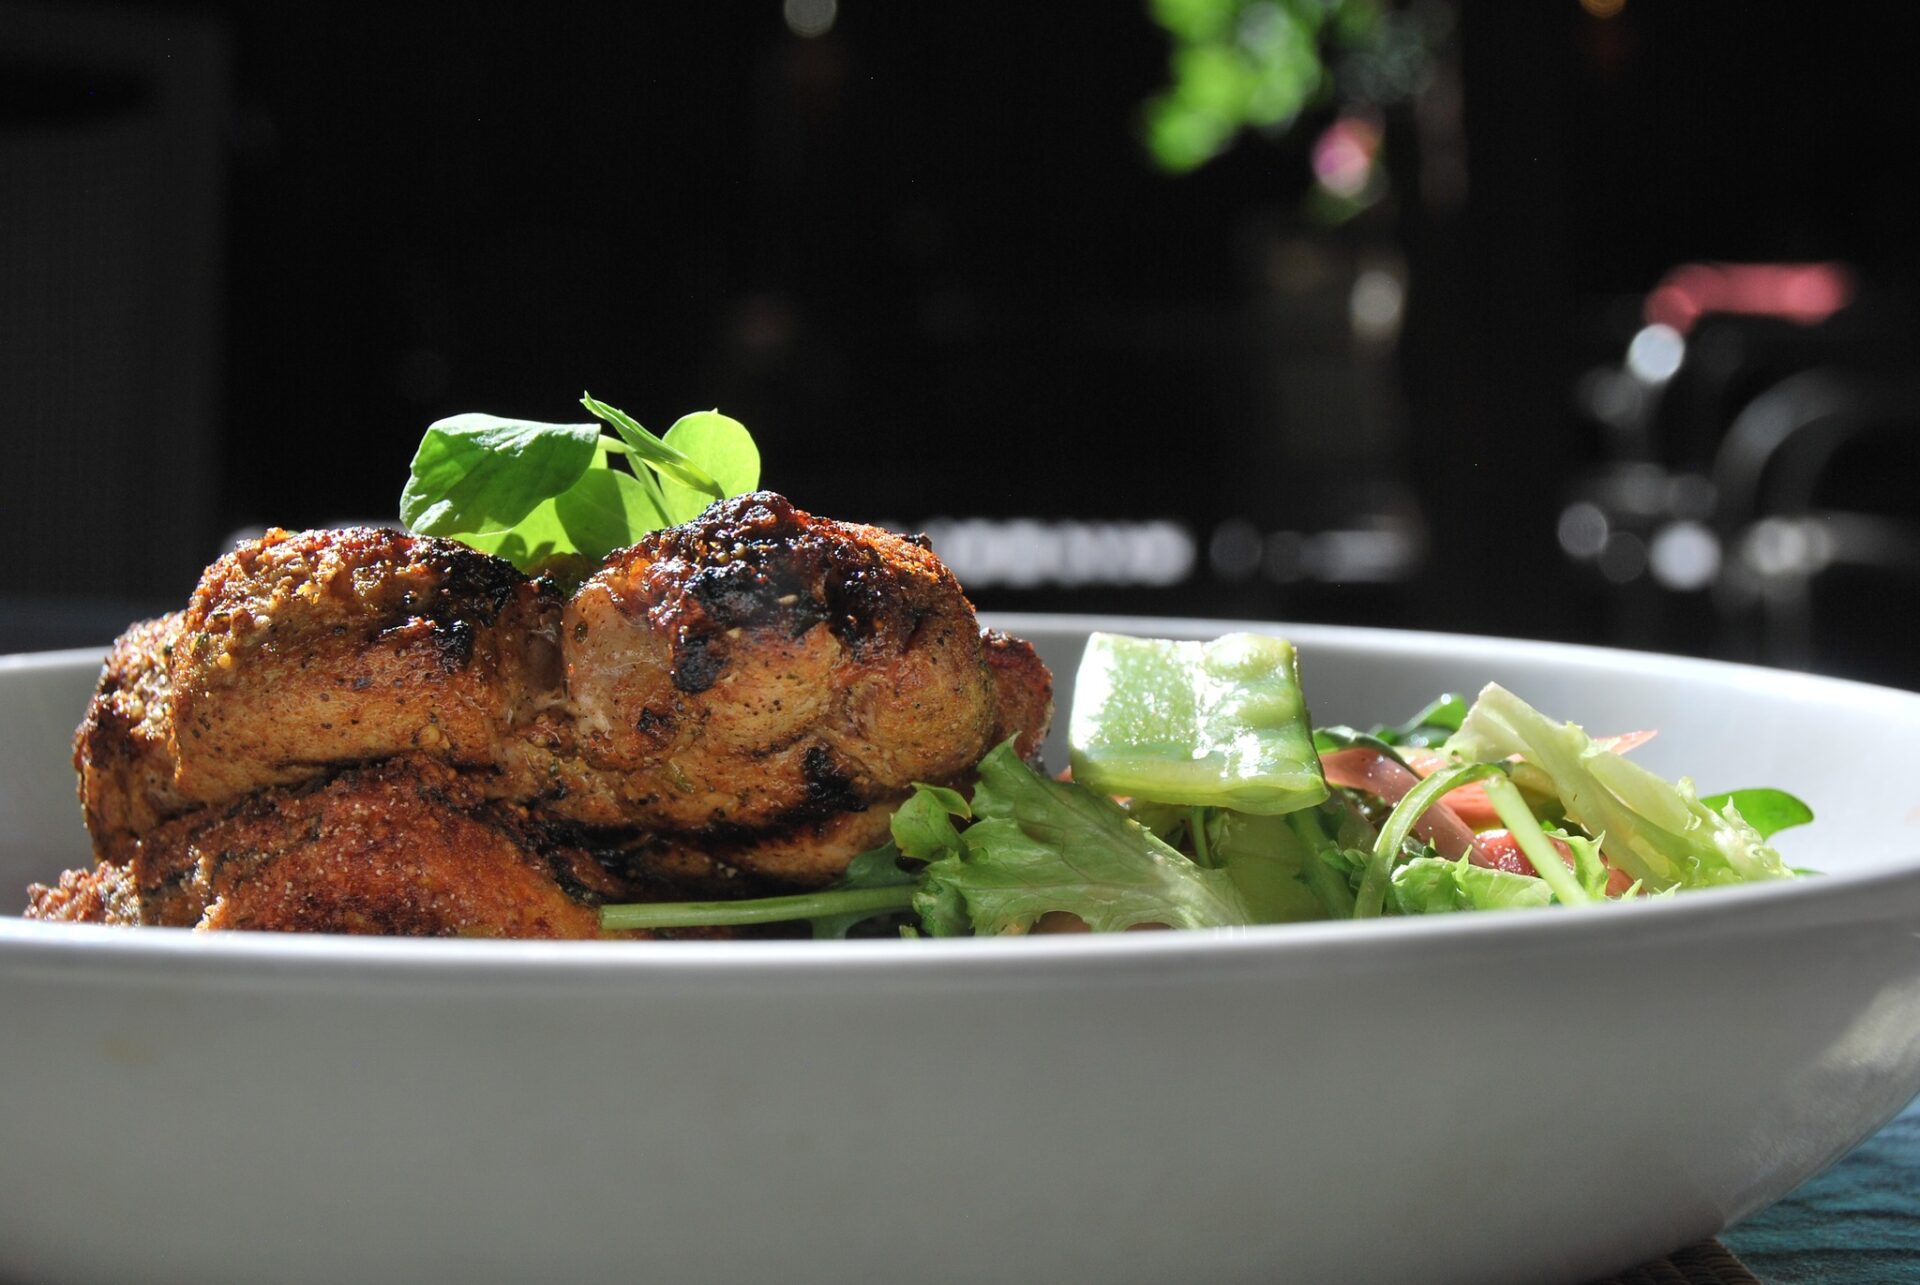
[1722,1094,1920,1283]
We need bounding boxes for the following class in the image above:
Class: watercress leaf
[1697,788,1814,839]
[580,393,725,503]
[400,414,601,535]
[658,410,761,524]
[552,464,671,562]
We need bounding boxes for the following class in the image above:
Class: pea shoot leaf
[399,395,762,574]
[400,415,601,536]
[659,411,761,524]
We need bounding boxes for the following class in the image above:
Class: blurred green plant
[1143,0,1447,178]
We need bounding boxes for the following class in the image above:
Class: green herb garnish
[398,394,760,572]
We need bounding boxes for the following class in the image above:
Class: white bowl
[5,616,1919,1285]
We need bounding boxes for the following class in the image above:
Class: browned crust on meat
[167,526,563,804]
[560,493,1006,841]
[981,629,1054,761]
[125,758,663,937]
[73,612,191,861]
[24,860,140,925]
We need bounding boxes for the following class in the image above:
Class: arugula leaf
[400,415,601,536]
[658,411,761,524]
[1697,788,1814,839]
[913,741,1253,935]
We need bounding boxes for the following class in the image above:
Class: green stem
[1189,806,1214,868]
[1288,808,1356,918]
[1356,761,1507,918]
[1482,774,1591,907]
[600,885,917,931]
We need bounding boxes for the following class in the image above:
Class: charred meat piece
[563,493,1021,827]
[39,757,735,938]
[166,526,564,805]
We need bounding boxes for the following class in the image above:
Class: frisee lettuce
[1446,683,1804,891]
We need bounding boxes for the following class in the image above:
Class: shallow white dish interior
[4,615,1918,1285]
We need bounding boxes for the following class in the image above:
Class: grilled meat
[560,493,1020,824]
[74,612,189,866]
[167,526,565,804]
[36,493,1053,933]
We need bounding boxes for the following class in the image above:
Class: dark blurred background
[5,0,1916,687]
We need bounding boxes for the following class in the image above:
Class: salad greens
[398,395,759,572]
[599,638,1812,938]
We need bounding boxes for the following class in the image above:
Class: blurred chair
[1560,264,1919,687]
[1710,367,1920,680]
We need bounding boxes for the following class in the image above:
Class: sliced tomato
[1469,829,1636,897]
[1401,730,1658,828]
[1319,746,1476,859]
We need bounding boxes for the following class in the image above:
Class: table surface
[1721,1093,1920,1283]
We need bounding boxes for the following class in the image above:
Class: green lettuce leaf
[1069,632,1327,816]
[910,741,1253,935]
